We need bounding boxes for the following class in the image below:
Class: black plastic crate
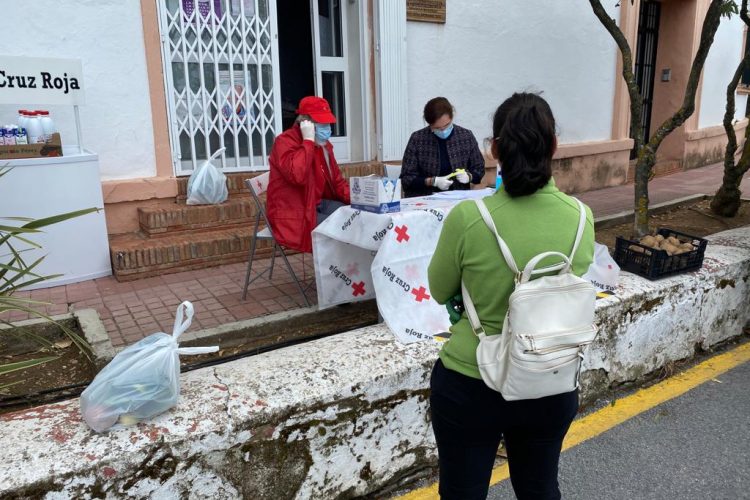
[614,228,708,280]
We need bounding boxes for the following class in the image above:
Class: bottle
[495,165,503,190]
[3,126,17,145]
[16,127,28,145]
[37,110,57,142]
[26,112,45,144]
[17,110,29,130]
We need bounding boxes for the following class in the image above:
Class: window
[158,0,282,174]
[740,27,750,89]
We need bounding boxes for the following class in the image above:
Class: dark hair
[423,97,454,125]
[492,93,556,197]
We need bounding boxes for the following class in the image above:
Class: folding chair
[241,175,312,306]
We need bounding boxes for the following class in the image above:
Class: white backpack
[462,198,597,400]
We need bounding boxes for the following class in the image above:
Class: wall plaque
[406,0,446,24]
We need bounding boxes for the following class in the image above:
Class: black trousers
[429,359,578,500]
[316,199,346,225]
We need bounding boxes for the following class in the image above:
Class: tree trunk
[711,0,750,217]
[631,0,725,236]
[634,148,656,236]
[711,125,750,216]
[588,0,644,153]
[589,0,725,237]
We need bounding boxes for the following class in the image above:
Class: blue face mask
[315,124,332,143]
[432,123,454,140]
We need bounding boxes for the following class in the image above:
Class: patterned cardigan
[400,124,485,197]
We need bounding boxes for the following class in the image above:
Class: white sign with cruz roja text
[0,55,85,105]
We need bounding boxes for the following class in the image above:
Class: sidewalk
[5,162,748,347]
[576,162,749,217]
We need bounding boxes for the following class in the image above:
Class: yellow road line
[397,341,750,500]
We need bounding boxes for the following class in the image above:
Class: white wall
[699,13,748,129]
[405,0,620,147]
[0,0,156,180]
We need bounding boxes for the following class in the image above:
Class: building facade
[1,0,746,240]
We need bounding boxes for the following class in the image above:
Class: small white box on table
[349,176,401,214]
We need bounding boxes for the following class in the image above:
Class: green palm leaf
[0,165,99,382]
[0,357,58,377]
[22,208,100,230]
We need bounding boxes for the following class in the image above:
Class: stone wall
[1,227,749,499]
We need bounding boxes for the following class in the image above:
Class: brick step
[138,198,260,236]
[176,172,261,203]
[109,227,274,282]
[174,162,385,202]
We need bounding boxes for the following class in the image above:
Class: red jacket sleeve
[327,145,351,204]
[274,132,315,186]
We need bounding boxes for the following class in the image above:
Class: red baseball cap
[296,96,337,124]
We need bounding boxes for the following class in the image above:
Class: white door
[157,0,283,174]
[310,0,351,162]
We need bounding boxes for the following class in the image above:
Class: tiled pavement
[576,162,750,218]
[5,255,315,347]
[3,162,748,347]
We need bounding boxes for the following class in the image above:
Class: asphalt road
[488,360,750,499]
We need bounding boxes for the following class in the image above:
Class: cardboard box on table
[349,176,401,214]
[0,133,63,160]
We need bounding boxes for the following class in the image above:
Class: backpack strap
[569,198,587,262]
[520,251,572,283]
[464,200,516,337]
[463,197,587,336]
[474,199,520,276]
[475,198,587,279]
[461,280,485,337]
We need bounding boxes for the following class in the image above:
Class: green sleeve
[428,206,465,304]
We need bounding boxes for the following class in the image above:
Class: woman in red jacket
[266,96,350,253]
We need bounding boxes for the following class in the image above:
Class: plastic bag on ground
[80,301,218,432]
[186,147,229,205]
[582,242,620,293]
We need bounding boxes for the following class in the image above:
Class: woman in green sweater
[427,93,595,500]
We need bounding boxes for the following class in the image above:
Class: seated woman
[427,92,595,499]
[400,97,485,197]
[266,96,350,253]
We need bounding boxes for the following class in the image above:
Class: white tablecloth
[312,188,494,343]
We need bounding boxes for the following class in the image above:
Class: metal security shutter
[157,0,282,174]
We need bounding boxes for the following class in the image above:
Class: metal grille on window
[158,0,281,174]
[634,1,660,147]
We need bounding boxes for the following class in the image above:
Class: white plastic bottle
[26,112,45,144]
[17,110,29,130]
[38,110,56,141]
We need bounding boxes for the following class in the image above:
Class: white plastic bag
[582,242,620,293]
[80,301,218,432]
[186,147,229,205]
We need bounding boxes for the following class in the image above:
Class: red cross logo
[345,262,360,276]
[395,225,410,243]
[411,286,431,302]
[352,281,366,297]
[404,264,420,281]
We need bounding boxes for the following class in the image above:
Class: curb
[594,194,708,230]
